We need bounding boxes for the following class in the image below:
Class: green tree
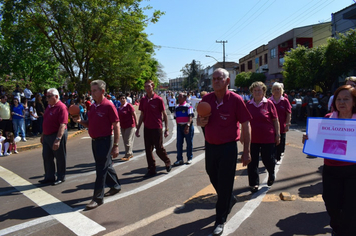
[235,72,266,88]
[283,29,356,92]
[0,23,63,93]
[181,60,201,90]
[0,0,164,93]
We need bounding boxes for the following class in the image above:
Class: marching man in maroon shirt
[39,88,68,186]
[197,68,252,236]
[135,80,172,178]
[74,80,121,210]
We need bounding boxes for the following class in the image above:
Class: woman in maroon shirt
[303,85,356,235]
[246,81,280,193]
[269,82,291,163]
[118,94,138,161]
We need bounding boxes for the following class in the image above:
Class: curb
[16,130,87,152]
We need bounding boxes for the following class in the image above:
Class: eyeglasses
[46,94,54,98]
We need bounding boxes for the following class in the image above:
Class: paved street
[0,108,331,236]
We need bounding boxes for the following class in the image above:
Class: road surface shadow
[272,211,330,236]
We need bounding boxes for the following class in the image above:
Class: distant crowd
[0,83,145,156]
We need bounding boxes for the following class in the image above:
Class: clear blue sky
[143,0,355,81]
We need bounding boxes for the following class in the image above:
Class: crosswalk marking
[0,166,105,236]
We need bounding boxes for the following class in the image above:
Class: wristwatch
[113,143,119,147]
[55,137,61,141]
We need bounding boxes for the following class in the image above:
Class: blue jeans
[176,124,194,161]
[13,118,25,138]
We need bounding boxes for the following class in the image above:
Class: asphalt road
[0,109,331,236]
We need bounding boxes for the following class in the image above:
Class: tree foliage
[283,29,356,92]
[181,60,201,90]
[0,19,63,92]
[0,0,164,93]
[235,72,266,88]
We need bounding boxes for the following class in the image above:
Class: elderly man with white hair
[39,88,68,186]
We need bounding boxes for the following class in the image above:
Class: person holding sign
[303,85,356,236]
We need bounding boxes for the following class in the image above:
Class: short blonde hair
[249,81,267,95]
[345,76,356,83]
[271,82,284,94]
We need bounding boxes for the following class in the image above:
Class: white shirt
[126,96,132,104]
[24,88,33,99]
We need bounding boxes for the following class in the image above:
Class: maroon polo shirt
[139,93,165,129]
[247,98,278,144]
[43,101,68,135]
[269,96,292,134]
[88,98,119,139]
[202,90,252,145]
[118,103,136,129]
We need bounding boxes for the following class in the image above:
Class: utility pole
[216,40,228,68]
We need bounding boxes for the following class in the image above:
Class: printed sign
[303,117,356,163]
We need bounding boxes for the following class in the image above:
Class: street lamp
[205,55,219,63]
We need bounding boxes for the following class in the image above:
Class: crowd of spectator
[0,84,144,143]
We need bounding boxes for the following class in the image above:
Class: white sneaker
[187,159,193,164]
[4,153,10,156]
[213,224,224,235]
[22,138,27,142]
[0,153,3,156]
[14,150,18,154]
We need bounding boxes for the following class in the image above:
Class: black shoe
[166,164,172,172]
[144,172,156,178]
[267,174,275,186]
[213,224,224,236]
[38,179,54,184]
[250,185,259,193]
[85,200,103,210]
[104,188,121,197]
[53,179,65,186]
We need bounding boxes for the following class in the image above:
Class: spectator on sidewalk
[39,88,68,186]
[35,94,45,134]
[24,84,33,99]
[29,101,39,136]
[74,80,121,210]
[197,68,252,236]
[135,80,172,178]
[11,97,26,141]
[173,92,194,166]
[0,95,13,136]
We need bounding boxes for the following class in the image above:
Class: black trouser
[205,141,237,225]
[92,136,121,203]
[42,130,68,181]
[275,133,286,161]
[323,164,356,236]
[248,143,275,187]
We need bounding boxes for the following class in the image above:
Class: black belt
[92,135,111,141]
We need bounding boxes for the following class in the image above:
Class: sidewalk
[15,129,86,152]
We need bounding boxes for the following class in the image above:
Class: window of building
[241,63,245,72]
[248,60,252,70]
[259,56,262,66]
[264,53,268,64]
[270,48,276,59]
